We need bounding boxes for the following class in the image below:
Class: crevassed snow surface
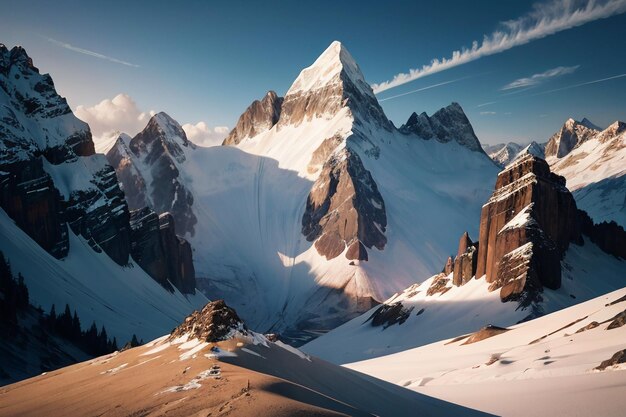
[346,285,626,417]
[0,208,207,344]
[302,238,626,364]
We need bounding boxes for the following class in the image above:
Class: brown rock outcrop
[222,91,283,146]
[427,273,452,296]
[302,149,386,261]
[168,300,246,342]
[475,155,581,304]
[442,256,454,275]
[595,349,626,371]
[544,118,598,158]
[452,232,478,286]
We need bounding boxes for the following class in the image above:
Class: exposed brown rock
[461,325,510,345]
[307,134,343,174]
[0,160,68,258]
[452,232,478,287]
[427,273,452,296]
[475,155,581,304]
[544,118,598,159]
[302,149,386,261]
[575,321,599,333]
[168,300,246,343]
[442,256,454,275]
[595,349,626,371]
[606,309,626,330]
[222,91,283,146]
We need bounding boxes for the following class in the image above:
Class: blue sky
[2,0,626,145]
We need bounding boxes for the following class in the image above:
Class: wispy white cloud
[529,72,626,95]
[502,65,579,90]
[47,37,139,68]
[378,79,460,102]
[182,122,229,147]
[477,101,498,108]
[372,0,626,93]
[480,111,497,115]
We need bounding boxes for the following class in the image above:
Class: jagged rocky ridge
[399,102,485,153]
[107,113,198,237]
[222,91,283,146]
[544,118,599,158]
[0,44,196,294]
[168,299,247,342]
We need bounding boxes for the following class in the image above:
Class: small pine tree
[48,304,57,330]
[71,310,81,341]
[130,334,139,347]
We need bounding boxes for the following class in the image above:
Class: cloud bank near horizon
[75,94,228,149]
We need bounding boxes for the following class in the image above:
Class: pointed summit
[399,102,485,153]
[278,41,391,129]
[580,117,601,131]
[287,41,371,97]
[545,117,598,158]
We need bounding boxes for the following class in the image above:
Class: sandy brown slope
[0,335,488,416]
[0,339,348,416]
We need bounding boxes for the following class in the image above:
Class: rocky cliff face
[399,103,485,153]
[107,112,197,237]
[129,208,196,294]
[222,91,283,146]
[452,232,478,287]
[158,213,196,294]
[475,155,581,303]
[544,118,599,158]
[302,148,387,261]
[0,44,130,264]
[0,44,196,293]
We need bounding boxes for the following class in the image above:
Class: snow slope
[303,238,626,364]
[0,324,489,416]
[346,286,626,417]
[549,121,626,227]
[0,208,207,344]
[117,42,499,339]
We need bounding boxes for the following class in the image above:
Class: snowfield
[0,208,207,344]
[346,286,626,417]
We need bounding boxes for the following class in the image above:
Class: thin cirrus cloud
[46,37,140,68]
[501,65,580,90]
[372,0,626,94]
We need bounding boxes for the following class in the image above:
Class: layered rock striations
[0,44,130,264]
[129,208,196,294]
[0,44,196,293]
[475,155,581,303]
[302,149,386,261]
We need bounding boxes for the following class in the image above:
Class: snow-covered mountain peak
[149,112,191,147]
[286,41,370,98]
